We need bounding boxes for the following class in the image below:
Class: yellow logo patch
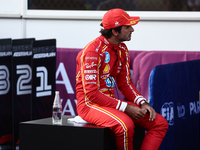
[103,64,110,73]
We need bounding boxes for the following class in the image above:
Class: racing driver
[76,8,168,150]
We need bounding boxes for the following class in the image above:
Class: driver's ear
[112,29,118,36]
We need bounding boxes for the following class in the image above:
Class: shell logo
[103,64,110,73]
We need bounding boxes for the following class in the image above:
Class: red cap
[102,8,140,29]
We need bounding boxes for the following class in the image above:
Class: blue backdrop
[149,59,200,150]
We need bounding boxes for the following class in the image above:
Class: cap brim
[125,16,140,26]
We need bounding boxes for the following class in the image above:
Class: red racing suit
[76,35,168,150]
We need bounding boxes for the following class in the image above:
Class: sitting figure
[76,8,168,150]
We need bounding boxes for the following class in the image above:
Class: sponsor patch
[105,76,115,87]
[84,70,97,73]
[103,64,110,73]
[85,62,97,69]
[100,74,109,79]
[85,57,97,60]
[85,82,96,84]
[85,74,96,80]
[105,52,110,63]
